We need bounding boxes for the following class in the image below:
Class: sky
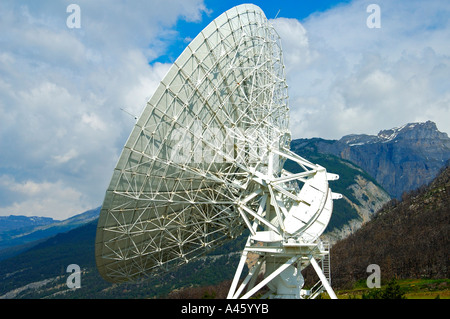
[0,0,449,219]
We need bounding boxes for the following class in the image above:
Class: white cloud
[0,0,207,219]
[0,175,87,220]
[81,113,107,131]
[270,18,311,73]
[272,0,450,139]
[52,149,79,165]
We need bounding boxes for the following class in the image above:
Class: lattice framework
[95,4,340,299]
[96,4,291,282]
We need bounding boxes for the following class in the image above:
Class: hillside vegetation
[0,219,247,299]
[330,165,450,289]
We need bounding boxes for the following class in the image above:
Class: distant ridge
[0,207,100,260]
[0,215,55,233]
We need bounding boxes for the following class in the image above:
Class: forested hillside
[329,165,450,289]
[0,220,247,299]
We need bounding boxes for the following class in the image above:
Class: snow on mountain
[292,121,450,199]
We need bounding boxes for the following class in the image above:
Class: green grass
[334,278,450,299]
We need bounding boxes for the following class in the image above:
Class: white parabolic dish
[95,4,340,298]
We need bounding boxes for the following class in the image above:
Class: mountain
[0,219,246,299]
[292,121,450,199]
[0,207,100,261]
[328,164,450,289]
[0,215,55,233]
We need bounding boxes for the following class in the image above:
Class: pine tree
[362,278,406,299]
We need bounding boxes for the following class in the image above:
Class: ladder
[308,241,331,299]
[322,241,331,285]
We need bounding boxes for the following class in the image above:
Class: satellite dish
[95,3,341,299]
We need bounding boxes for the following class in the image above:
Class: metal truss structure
[95,4,341,299]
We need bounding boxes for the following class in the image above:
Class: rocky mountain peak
[340,121,449,146]
[377,120,449,143]
[294,120,450,199]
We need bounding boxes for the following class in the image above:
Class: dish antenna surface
[95,3,341,299]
